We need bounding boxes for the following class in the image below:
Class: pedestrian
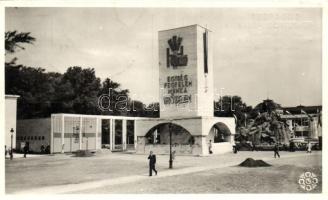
[23,142,28,158]
[5,145,7,158]
[289,141,295,152]
[307,142,312,153]
[45,144,50,154]
[148,151,157,176]
[252,143,257,151]
[273,143,280,158]
[233,145,238,154]
[40,144,45,154]
[9,147,13,160]
[209,140,213,154]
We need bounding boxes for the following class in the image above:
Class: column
[95,117,99,150]
[134,120,137,150]
[122,119,127,151]
[79,116,83,150]
[193,135,208,156]
[50,115,54,154]
[112,119,116,150]
[109,119,113,151]
[61,115,65,153]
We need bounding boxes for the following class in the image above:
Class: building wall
[51,115,101,153]
[135,117,235,156]
[16,118,51,152]
[159,25,214,118]
[5,95,19,149]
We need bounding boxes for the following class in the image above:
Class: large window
[127,120,135,145]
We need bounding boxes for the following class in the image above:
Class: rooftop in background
[283,105,322,115]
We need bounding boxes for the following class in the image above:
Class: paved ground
[5,151,321,194]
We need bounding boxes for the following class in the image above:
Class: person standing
[273,143,280,158]
[40,144,45,154]
[23,142,28,158]
[307,142,312,153]
[208,140,213,154]
[148,151,157,176]
[5,145,7,158]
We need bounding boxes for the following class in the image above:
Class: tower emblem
[167,35,188,68]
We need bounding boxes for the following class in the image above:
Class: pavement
[6,151,322,194]
[5,153,46,159]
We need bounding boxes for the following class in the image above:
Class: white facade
[136,25,236,156]
[159,25,214,118]
[5,95,19,149]
[50,114,140,153]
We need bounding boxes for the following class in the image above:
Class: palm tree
[5,31,35,54]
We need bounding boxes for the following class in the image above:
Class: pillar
[79,116,83,150]
[122,119,127,151]
[50,115,54,154]
[193,135,209,156]
[95,117,99,150]
[110,119,114,151]
[61,115,65,153]
[134,120,137,150]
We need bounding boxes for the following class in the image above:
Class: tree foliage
[5,31,159,119]
[214,95,252,127]
[5,31,35,54]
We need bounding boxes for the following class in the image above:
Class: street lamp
[10,128,14,160]
[169,122,173,169]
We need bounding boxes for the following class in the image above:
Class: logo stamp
[167,35,188,68]
[298,171,319,191]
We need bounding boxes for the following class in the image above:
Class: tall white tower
[158,25,214,118]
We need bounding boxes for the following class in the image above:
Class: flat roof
[5,94,20,99]
[159,24,212,32]
[51,113,153,120]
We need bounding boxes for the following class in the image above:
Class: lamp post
[10,128,14,160]
[169,122,173,169]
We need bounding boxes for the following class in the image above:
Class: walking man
[148,151,157,176]
[23,142,28,158]
[274,143,280,158]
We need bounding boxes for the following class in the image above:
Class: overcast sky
[5,7,322,107]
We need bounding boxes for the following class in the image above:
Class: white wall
[5,95,19,149]
[159,25,214,118]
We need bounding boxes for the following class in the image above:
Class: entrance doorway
[126,120,135,150]
[101,119,110,148]
[114,120,123,151]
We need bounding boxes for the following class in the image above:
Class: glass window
[38,136,41,140]
[42,136,45,140]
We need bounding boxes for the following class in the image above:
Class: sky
[5,7,322,107]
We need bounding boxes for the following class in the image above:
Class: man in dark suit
[148,151,157,176]
[273,143,280,158]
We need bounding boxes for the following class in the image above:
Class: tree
[5,65,58,119]
[56,66,101,115]
[214,95,251,127]
[4,31,161,119]
[254,99,281,114]
[98,78,130,116]
[5,31,35,54]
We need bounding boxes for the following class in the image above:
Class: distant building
[281,105,322,145]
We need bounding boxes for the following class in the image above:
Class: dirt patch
[73,150,95,157]
[239,158,271,167]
